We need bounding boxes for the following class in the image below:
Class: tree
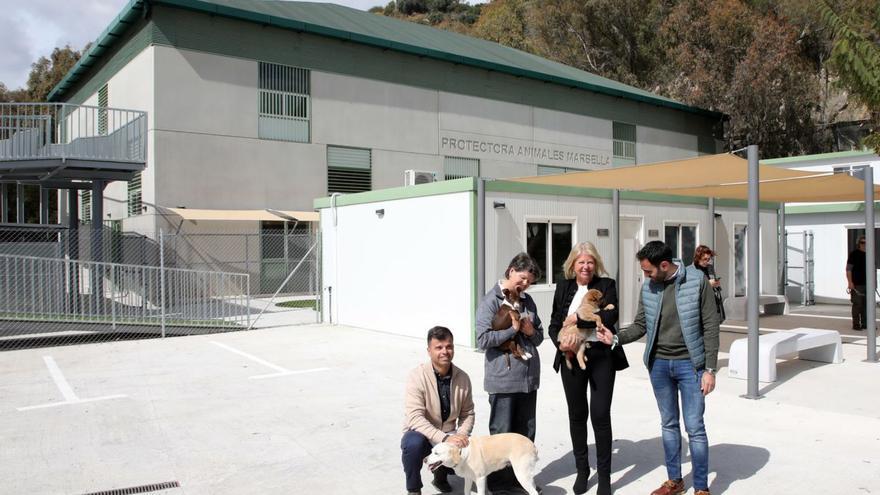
[472,0,535,52]
[0,82,27,103]
[815,0,880,153]
[658,0,822,157]
[25,45,84,102]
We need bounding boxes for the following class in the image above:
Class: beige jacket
[402,362,475,445]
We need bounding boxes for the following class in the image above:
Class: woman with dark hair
[475,252,544,492]
[693,245,725,322]
[548,242,627,495]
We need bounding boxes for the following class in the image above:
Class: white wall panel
[636,126,699,163]
[321,192,472,341]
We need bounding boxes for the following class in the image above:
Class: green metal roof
[49,0,723,119]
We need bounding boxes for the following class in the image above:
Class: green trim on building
[714,197,779,210]
[315,178,780,210]
[763,150,877,165]
[469,188,477,347]
[48,0,722,122]
[785,202,880,214]
[486,180,613,199]
[313,177,476,209]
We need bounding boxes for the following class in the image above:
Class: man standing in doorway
[597,241,719,495]
[846,235,868,330]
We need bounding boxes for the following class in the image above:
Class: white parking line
[17,356,127,411]
[210,341,329,379]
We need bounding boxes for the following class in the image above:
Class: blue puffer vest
[641,264,706,370]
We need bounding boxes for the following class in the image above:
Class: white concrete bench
[725,294,789,321]
[728,328,842,383]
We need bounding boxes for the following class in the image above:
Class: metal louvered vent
[327,145,371,194]
[81,480,180,495]
[443,156,479,180]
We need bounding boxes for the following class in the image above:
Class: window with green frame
[258,62,310,143]
[98,85,108,136]
[613,121,636,167]
[81,190,91,224]
[127,171,142,216]
[444,157,479,180]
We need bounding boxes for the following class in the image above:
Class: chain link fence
[0,223,321,350]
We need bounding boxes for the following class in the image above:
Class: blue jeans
[649,358,709,491]
[400,430,432,492]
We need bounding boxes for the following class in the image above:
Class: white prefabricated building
[316,178,781,344]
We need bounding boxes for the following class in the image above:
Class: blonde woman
[548,242,628,495]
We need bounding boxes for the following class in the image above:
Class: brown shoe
[694,491,711,495]
[650,479,685,495]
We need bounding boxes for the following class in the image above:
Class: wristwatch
[704,368,716,376]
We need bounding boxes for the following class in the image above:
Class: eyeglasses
[859,241,866,245]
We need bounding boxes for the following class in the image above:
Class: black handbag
[611,342,629,371]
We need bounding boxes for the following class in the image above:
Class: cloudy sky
[0,0,384,89]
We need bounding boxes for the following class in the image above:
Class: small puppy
[491,287,533,369]
[425,433,540,495]
[559,289,615,370]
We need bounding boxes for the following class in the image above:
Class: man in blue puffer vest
[597,241,719,495]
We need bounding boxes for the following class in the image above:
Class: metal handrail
[0,102,147,163]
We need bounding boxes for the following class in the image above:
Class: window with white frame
[258,62,310,142]
[664,223,697,265]
[612,121,636,167]
[526,220,573,285]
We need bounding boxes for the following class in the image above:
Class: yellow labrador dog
[425,433,539,495]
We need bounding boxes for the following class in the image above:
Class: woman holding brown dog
[475,252,544,492]
[548,242,628,495]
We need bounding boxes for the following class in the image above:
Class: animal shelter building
[316,162,785,344]
[36,0,723,239]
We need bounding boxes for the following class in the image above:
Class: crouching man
[402,326,475,495]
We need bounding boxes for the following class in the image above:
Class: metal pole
[864,166,876,362]
[91,180,105,315]
[16,183,24,223]
[1,183,7,223]
[160,230,166,338]
[778,206,786,296]
[745,145,761,399]
[612,189,620,282]
[40,187,49,225]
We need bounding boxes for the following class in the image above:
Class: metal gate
[785,230,815,305]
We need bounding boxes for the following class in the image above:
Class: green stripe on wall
[313,177,477,209]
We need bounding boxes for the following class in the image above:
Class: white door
[619,217,643,327]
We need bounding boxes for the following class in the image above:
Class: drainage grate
[81,481,180,495]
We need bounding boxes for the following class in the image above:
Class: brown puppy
[491,287,533,370]
[559,288,615,370]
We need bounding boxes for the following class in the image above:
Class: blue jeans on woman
[649,358,709,491]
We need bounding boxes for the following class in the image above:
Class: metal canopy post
[612,189,620,282]
[865,166,877,362]
[1,184,7,222]
[745,145,761,399]
[778,206,786,296]
[476,178,486,346]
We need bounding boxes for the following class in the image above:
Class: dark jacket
[548,276,627,372]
